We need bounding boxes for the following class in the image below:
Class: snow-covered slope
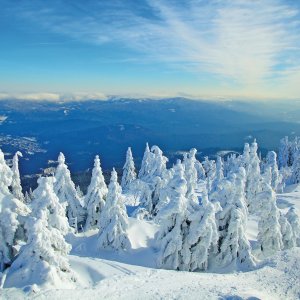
[1,187,300,300]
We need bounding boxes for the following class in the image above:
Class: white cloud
[0,92,108,102]
[6,0,300,98]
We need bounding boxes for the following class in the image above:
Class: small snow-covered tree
[0,149,13,196]
[202,156,216,179]
[278,136,292,168]
[211,156,224,193]
[97,169,131,251]
[286,207,300,247]
[156,162,189,270]
[291,150,300,184]
[183,187,220,271]
[257,182,283,256]
[195,159,206,180]
[121,147,136,191]
[216,168,255,268]
[6,209,75,288]
[279,213,295,249]
[265,151,281,191]
[0,150,30,272]
[183,148,198,203]
[54,152,86,228]
[10,151,24,202]
[31,177,71,234]
[245,140,262,214]
[138,143,152,180]
[84,155,108,230]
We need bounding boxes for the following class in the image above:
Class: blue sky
[0,0,300,100]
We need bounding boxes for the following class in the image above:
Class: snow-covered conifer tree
[31,177,70,234]
[216,168,255,268]
[279,213,295,249]
[138,143,152,180]
[245,140,262,213]
[84,155,108,230]
[291,150,300,184]
[183,187,220,271]
[286,207,300,247]
[211,156,224,193]
[10,151,24,202]
[5,176,73,286]
[97,169,131,251]
[195,159,206,181]
[202,156,216,179]
[278,136,292,168]
[0,149,30,272]
[156,162,189,270]
[265,151,281,191]
[241,143,250,168]
[257,182,283,256]
[121,147,136,191]
[0,149,13,197]
[149,145,168,179]
[183,148,198,203]
[54,152,86,227]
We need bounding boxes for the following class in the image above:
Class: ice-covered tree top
[0,149,13,196]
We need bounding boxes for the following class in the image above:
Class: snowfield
[1,199,300,300]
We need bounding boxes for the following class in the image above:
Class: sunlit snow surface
[1,185,300,299]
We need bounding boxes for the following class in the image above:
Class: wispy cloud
[4,0,300,97]
[0,92,107,102]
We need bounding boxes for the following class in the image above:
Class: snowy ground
[1,185,300,300]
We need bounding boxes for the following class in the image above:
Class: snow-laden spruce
[211,156,224,193]
[0,149,14,197]
[97,169,131,251]
[183,149,198,203]
[85,155,108,230]
[31,177,71,234]
[54,152,86,228]
[279,212,295,249]
[138,144,168,183]
[138,143,152,180]
[291,150,300,184]
[257,182,283,257]
[121,147,136,191]
[183,187,221,271]
[156,161,189,270]
[286,207,300,246]
[216,168,255,269]
[245,140,262,214]
[0,149,30,272]
[10,151,24,202]
[4,176,75,288]
[264,151,281,191]
[195,158,206,181]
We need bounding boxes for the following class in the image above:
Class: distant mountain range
[0,97,300,179]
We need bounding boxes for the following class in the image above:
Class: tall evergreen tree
[286,207,300,247]
[54,152,86,228]
[183,187,220,271]
[97,169,131,251]
[10,151,24,202]
[257,182,283,257]
[0,149,30,272]
[6,181,75,289]
[156,162,189,270]
[85,155,108,230]
[121,147,136,191]
[216,168,255,268]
